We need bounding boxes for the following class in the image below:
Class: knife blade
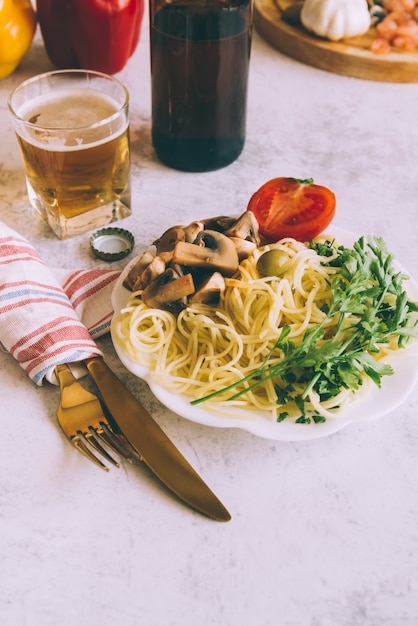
[84,356,231,522]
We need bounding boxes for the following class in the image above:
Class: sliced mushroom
[132,251,174,290]
[153,226,186,254]
[184,221,204,243]
[201,215,238,232]
[142,268,195,312]
[172,230,239,277]
[223,211,260,244]
[123,250,154,291]
[189,271,225,305]
[229,237,257,261]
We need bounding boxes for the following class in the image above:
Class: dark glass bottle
[149,0,252,172]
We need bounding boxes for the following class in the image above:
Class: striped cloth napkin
[0,222,121,385]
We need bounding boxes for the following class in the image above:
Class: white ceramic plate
[111,227,418,441]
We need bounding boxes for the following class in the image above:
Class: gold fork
[55,363,132,471]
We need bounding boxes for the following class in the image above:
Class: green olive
[256,250,289,277]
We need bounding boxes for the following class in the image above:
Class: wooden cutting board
[253,0,418,83]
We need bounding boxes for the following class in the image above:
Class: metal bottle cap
[90,227,135,261]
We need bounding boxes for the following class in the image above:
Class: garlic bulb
[301,0,372,41]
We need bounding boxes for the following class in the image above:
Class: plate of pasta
[111,226,418,441]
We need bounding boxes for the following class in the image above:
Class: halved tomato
[247,177,336,243]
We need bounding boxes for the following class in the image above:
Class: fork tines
[55,363,134,472]
[72,422,133,471]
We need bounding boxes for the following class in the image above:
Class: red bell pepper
[36,0,144,75]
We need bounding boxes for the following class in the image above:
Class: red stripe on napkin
[0,236,43,264]
[0,280,76,315]
[61,269,120,338]
[0,223,121,385]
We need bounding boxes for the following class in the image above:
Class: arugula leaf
[191,236,418,422]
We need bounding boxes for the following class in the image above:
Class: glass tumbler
[8,70,131,239]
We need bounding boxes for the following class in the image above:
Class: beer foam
[16,88,127,151]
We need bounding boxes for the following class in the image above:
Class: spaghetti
[112,235,368,420]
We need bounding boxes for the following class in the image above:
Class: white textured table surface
[1,15,418,626]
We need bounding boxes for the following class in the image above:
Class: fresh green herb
[277,412,288,423]
[191,236,418,422]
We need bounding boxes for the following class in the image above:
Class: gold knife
[84,356,231,522]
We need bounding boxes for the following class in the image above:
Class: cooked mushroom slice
[184,221,204,243]
[153,226,186,253]
[171,261,185,277]
[172,230,239,276]
[223,211,260,244]
[132,251,174,290]
[201,215,238,232]
[189,271,225,305]
[229,237,257,261]
[142,268,195,311]
[123,250,155,291]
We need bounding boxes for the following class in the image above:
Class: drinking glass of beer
[8,70,131,239]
